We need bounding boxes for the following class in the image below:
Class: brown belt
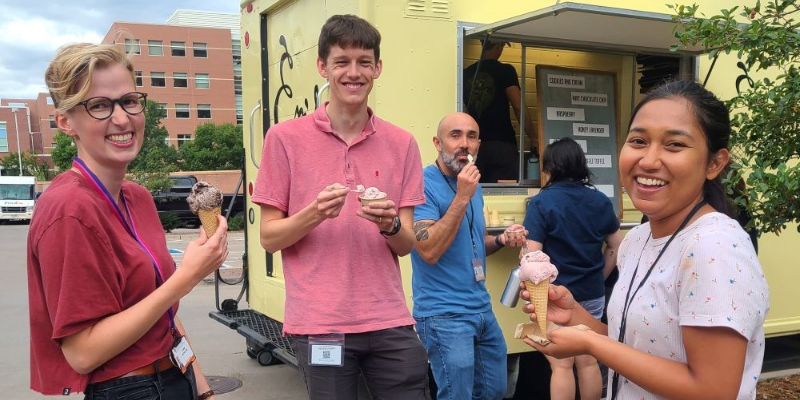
[120,356,175,378]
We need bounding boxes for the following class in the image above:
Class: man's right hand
[520,283,576,326]
[456,162,480,200]
[315,183,350,219]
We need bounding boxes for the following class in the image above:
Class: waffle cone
[198,207,222,237]
[525,280,549,334]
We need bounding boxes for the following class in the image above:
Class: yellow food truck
[211,0,800,394]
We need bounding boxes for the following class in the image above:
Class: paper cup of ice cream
[359,186,387,207]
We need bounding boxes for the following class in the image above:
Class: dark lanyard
[72,157,176,332]
[435,160,478,259]
[609,199,707,400]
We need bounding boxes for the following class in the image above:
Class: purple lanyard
[72,157,176,332]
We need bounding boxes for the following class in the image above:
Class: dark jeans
[84,364,197,400]
[291,326,430,400]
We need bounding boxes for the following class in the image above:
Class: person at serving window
[463,39,536,183]
[27,42,227,400]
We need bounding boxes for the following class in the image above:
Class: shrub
[159,212,180,233]
[228,212,245,231]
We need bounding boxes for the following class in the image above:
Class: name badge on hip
[170,335,196,374]
[308,334,345,367]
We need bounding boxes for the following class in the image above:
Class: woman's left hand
[523,324,598,359]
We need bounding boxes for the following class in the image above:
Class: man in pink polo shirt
[252,14,430,400]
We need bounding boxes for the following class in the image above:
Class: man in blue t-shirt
[411,112,527,400]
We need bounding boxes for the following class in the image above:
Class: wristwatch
[380,216,402,237]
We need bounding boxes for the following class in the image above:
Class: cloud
[0,1,238,100]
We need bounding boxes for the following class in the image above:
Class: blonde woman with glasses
[27,43,227,400]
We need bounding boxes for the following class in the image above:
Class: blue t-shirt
[522,181,619,302]
[411,164,491,317]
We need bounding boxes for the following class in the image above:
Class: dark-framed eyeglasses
[75,92,148,120]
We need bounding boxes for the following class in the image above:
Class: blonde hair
[44,43,134,113]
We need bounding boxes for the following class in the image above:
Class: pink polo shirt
[252,105,425,334]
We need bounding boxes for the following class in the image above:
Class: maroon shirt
[27,171,176,395]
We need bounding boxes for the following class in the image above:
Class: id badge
[308,334,345,367]
[473,259,485,282]
[170,335,196,374]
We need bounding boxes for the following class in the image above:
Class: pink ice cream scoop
[518,250,558,285]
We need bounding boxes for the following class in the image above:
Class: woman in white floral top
[520,80,769,400]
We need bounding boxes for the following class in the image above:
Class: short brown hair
[44,43,134,112]
[318,14,381,62]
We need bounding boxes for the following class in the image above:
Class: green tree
[0,151,53,180]
[178,122,243,171]
[50,131,77,172]
[671,0,800,235]
[127,99,179,193]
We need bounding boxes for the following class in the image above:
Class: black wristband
[494,234,505,248]
[380,216,402,237]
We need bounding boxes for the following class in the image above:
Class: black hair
[541,136,594,188]
[628,79,736,218]
[318,14,381,62]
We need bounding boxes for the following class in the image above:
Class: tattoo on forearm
[414,222,433,241]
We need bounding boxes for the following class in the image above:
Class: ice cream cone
[198,207,222,237]
[525,279,549,334]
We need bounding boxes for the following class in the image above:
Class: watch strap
[380,216,402,237]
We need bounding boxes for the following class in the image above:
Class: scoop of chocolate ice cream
[186,181,223,214]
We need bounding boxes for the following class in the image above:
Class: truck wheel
[257,350,277,366]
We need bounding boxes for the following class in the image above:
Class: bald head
[437,112,479,139]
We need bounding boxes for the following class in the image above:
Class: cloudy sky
[0,0,239,101]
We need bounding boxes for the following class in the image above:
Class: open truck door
[211,1,799,397]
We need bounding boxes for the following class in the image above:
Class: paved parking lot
[0,223,311,399]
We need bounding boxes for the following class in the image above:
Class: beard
[440,148,469,173]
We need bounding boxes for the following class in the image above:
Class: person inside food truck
[252,14,430,400]
[463,39,536,183]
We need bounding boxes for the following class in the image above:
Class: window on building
[124,38,141,55]
[49,115,57,129]
[193,42,208,57]
[171,41,186,57]
[195,73,209,89]
[173,72,188,88]
[0,122,8,152]
[134,71,143,87]
[46,97,54,105]
[148,40,163,56]
[51,142,57,149]
[177,134,192,148]
[175,104,190,119]
[151,72,166,87]
[197,104,212,119]
[158,103,168,119]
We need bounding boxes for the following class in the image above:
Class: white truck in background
[0,176,36,223]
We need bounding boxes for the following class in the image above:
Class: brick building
[0,11,240,175]
[103,20,237,148]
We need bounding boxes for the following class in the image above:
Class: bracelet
[198,389,214,400]
[494,234,505,248]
